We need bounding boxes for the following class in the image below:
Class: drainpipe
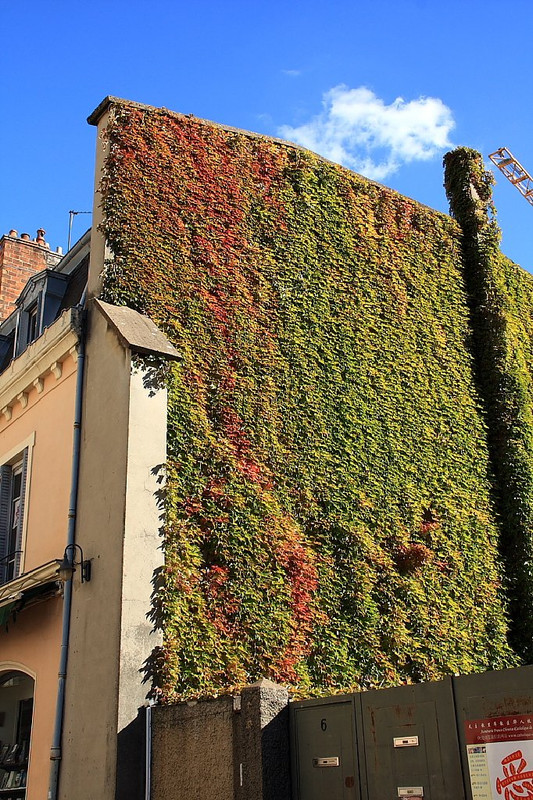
[48,297,86,800]
[145,701,154,800]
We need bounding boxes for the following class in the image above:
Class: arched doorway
[0,670,34,797]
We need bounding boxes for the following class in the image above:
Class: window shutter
[0,465,13,583]
[13,448,29,577]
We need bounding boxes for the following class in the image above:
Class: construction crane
[489,147,533,207]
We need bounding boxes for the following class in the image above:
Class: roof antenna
[67,210,92,252]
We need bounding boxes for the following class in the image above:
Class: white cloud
[282,69,302,77]
[279,85,455,180]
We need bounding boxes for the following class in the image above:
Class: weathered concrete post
[150,679,291,800]
[236,679,291,800]
[151,697,236,800]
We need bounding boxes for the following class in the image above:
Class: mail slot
[394,736,419,748]
[313,757,340,767]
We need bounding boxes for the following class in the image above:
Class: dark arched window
[0,671,34,797]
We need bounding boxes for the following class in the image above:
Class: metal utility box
[291,666,533,800]
[360,679,465,800]
[454,665,533,800]
[291,696,361,800]
[291,679,465,800]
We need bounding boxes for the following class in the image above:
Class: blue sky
[2,0,532,269]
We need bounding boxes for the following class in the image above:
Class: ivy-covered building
[85,97,533,703]
[3,95,533,799]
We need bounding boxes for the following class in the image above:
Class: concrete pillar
[150,679,290,800]
[236,679,290,800]
[151,697,236,800]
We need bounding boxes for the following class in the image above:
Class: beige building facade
[60,299,176,799]
[0,255,80,799]
[0,216,178,800]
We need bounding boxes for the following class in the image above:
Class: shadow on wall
[116,707,146,800]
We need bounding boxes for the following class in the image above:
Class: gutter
[48,295,86,800]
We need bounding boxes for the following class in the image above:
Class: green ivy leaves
[100,107,514,700]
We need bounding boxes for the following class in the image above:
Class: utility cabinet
[291,697,361,800]
[359,679,465,800]
[291,667,533,800]
[454,665,533,800]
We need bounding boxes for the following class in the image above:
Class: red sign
[466,716,533,800]
[496,749,533,799]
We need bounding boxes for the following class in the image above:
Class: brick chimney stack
[0,229,63,321]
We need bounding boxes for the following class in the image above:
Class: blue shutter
[0,465,13,584]
[13,449,29,577]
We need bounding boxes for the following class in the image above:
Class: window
[14,271,68,358]
[0,451,28,585]
[26,305,38,346]
[0,671,34,795]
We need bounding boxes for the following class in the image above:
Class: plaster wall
[60,306,131,799]
[0,355,77,571]
[118,366,166,732]
[0,599,62,800]
[60,303,166,800]
[88,108,110,299]
[116,365,166,797]
[0,347,77,800]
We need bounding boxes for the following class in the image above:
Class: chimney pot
[36,228,46,245]
[20,233,30,241]
[8,229,17,238]
[56,246,63,255]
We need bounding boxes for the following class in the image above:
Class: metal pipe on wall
[145,702,153,800]
[48,293,87,800]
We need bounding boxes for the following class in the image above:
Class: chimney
[0,228,63,322]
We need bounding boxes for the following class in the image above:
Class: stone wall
[151,680,290,800]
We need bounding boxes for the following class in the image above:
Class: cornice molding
[0,307,81,415]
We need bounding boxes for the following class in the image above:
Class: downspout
[48,294,87,800]
[145,701,154,800]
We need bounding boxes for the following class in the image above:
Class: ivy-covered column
[444,148,533,661]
